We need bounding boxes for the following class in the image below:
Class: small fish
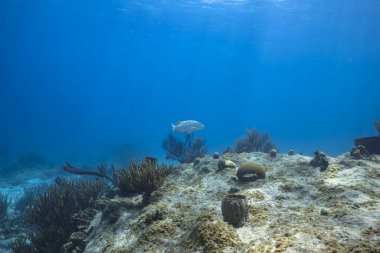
[171,120,205,134]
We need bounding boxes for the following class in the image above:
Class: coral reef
[350,145,370,159]
[212,152,220,159]
[115,157,174,197]
[221,194,249,227]
[5,151,380,253]
[162,133,207,163]
[235,129,276,153]
[288,150,295,155]
[237,161,266,181]
[0,193,9,218]
[309,151,329,171]
[77,152,380,253]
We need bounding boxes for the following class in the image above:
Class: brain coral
[237,161,266,182]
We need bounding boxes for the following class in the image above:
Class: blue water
[1,0,380,164]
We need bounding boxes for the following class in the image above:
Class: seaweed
[115,158,174,196]
[162,133,208,163]
[15,178,106,253]
[0,192,10,218]
[235,129,276,153]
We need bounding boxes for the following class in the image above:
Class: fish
[171,120,205,134]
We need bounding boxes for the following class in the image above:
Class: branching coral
[63,163,115,185]
[235,129,276,153]
[7,236,34,253]
[115,158,174,196]
[16,178,105,253]
[162,133,207,163]
[14,184,49,213]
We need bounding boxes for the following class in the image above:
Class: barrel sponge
[237,162,266,181]
[221,194,249,227]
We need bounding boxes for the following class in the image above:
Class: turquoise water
[1,0,380,164]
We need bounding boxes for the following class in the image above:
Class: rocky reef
[75,151,380,253]
[1,151,380,252]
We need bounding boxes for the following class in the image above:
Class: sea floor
[1,152,380,252]
[84,152,380,252]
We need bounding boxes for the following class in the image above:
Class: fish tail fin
[171,123,176,132]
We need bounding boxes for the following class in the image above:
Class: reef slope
[85,152,380,253]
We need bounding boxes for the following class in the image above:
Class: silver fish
[171,120,205,134]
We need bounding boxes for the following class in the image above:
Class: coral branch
[63,163,115,185]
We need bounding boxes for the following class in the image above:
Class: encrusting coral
[188,212,241,253]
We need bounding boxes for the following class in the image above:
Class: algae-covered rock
[217,159,236,171]
[130,201,168,231]
[269,148,277,158]
[309,151,329,171]
[188,213,240,253]
[237,161,266,181]
[350,145,370,159]
[137,219,176,248]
